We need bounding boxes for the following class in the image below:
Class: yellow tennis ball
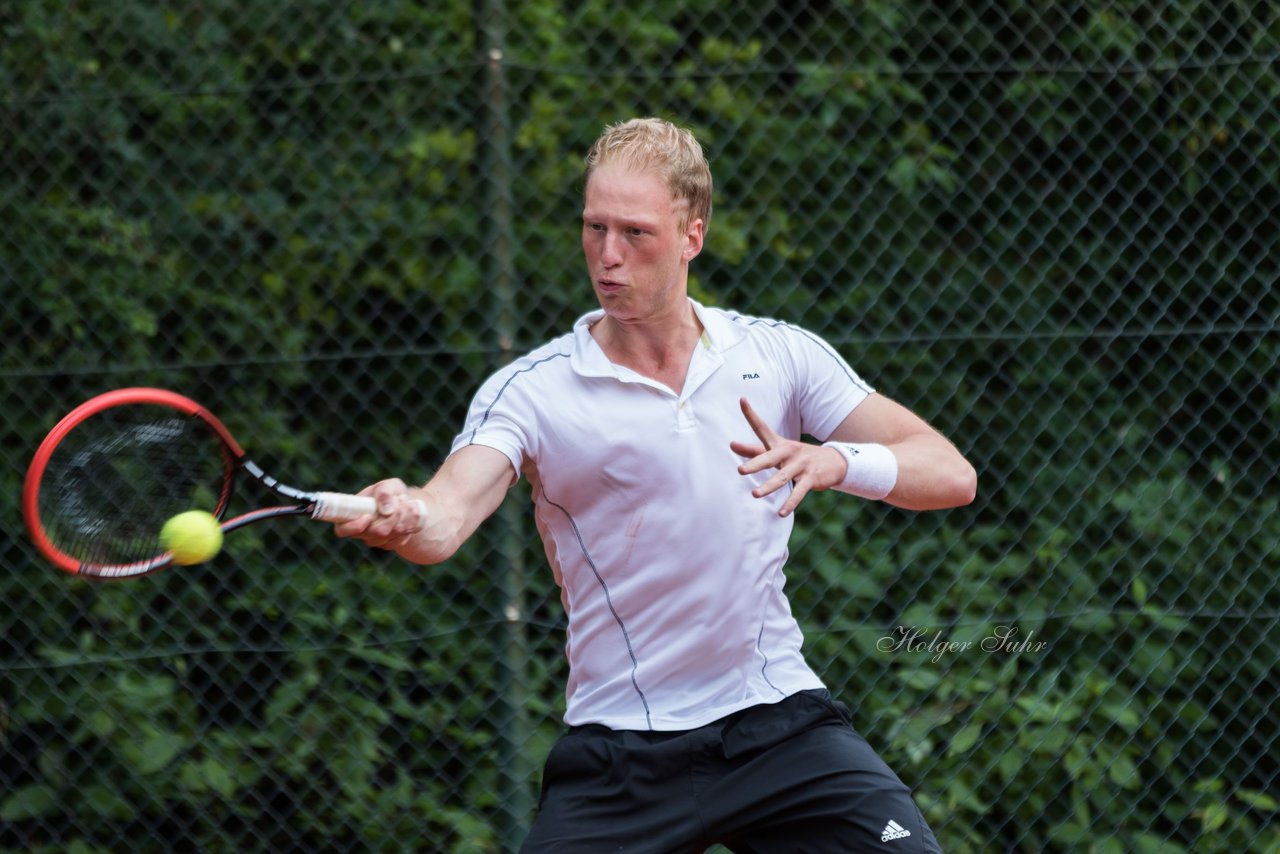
[160,510,224,565]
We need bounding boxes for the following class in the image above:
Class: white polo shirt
[450,300,873,730]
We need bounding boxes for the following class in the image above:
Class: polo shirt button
[677,400,695,429]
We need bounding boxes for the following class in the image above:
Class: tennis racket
[22,387,419,579]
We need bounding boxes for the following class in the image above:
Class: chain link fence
[3,1,1278,851]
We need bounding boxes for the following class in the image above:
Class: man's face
[582,163,704,325]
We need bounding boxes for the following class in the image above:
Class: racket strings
[40,407,231,567]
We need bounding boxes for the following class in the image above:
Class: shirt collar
[570,298,746,378]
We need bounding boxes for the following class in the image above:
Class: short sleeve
[449,368,534,482]
[779,324,874,441]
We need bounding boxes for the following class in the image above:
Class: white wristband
[823,442,898,500]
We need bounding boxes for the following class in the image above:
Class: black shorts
[521,689,942,853]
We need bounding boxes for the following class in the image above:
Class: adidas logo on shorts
[881,819,912,841]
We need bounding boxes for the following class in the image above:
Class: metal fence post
[475,0,531,849]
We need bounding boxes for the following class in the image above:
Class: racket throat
[241,459,316,503]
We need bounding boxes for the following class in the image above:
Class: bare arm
[333,444,516,564]
[732,394,976,515]
[826,393,977,511]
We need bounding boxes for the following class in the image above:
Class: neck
[597,298,699,355]
[592,300,703,390]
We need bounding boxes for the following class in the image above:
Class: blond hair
[584,117,713,230]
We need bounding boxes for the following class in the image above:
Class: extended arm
[333,443,516,564]
[732,394,976,515]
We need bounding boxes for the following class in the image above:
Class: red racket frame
[23,388,241,577]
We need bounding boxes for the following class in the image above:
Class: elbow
[956,462,978,506]
[944,457,978,508]
[921,458,976,510]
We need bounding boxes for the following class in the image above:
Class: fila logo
[881,820,912,841]
[742,373,760,380]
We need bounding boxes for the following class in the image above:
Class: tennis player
[337,117,975,852]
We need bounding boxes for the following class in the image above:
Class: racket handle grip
[310,492,428,528]
[311,492,377,522]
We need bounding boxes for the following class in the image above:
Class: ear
[682,218,705,262]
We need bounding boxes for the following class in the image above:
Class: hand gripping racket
[22,387,421,579]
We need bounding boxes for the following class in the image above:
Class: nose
[600,231,623,268]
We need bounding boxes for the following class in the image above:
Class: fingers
[751,467,793,500]
[729,439,767,460]
[331,479,397,538]
[333,478,425,547]
[730,402,845,517]
[733,397,785,476]
[778,480,810,518]
[732,403,791,515]
[739,397,778,451]
[747,455,814,518]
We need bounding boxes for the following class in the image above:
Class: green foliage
[2,1,1277,852]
